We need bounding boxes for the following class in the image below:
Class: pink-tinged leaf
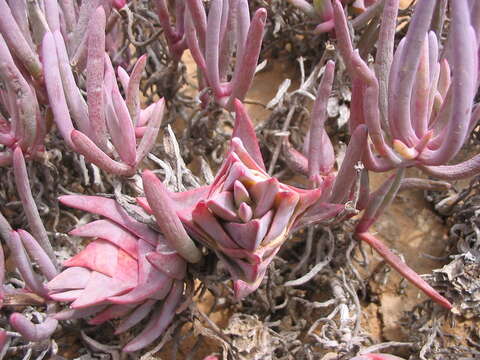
[231,100,266,170]
[233,277,263,300]
[115,299,156,334]
[138,102,156,127]
[231,138,267,174]
[356,232,452,310]
[135,98,165,165]
[88,304,134,325]
[227,8,267,108]
[126,54,147,126]
[233,180,250,206]
[18,229,58,280]
[308,60,335,178]
[87,6,108,151]
[70,219,138,259]
[146,252,187,280]
[142,170,202,263]
[71,272,134,309]
[7,231,47,297]
[105,85,136,166]
[13,148,56,265]
[207,191,239,222]
[238,203,253,223]
[123,280,183,352]
[50,289,85,302]
[70,130,135,176]
[293,202,344,231]
[281,138,309,176]
[0,35,37,150]
[108,240,171,304]
[264,191,299,244]
[192,201,240,249]
[47,267,91,292]
[41,32,75,148]
[0,0,42,79]
[59,195,158,245]
[250,177,279,218]
[52,31,90,135]
[65,240,118,277]
[9,313,57,342]
[224,210,273,251]
[205,0,223,98]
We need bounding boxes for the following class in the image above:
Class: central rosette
[191,138,302,297]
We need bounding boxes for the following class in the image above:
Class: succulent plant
[47,195,187,352]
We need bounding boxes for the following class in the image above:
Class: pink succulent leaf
[123,280,183,352]
[9,313,57,342]
[146,251,187,280]
[18,229,58,281]
[115,299,156,334]
[86,6,108,152]
[142,170,203,263]
[59,195,158,245]
[126,54,147,126]
[0,0,42,79]
[356,232,452,310]
[231,100,266,170]
[135,98,165,165]
[13,148,57,265]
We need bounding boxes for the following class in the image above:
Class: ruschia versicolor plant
[140,100,347,298]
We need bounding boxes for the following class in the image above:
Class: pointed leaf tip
[232,100,266,170]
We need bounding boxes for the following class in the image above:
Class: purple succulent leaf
[374,0,399,128]
[0,34,38,150]
[70,219,139,259]
[107,240,172,305]
[7,231,48,297]
[17,229,58,281]
[122,280,183,352]
[281,138,309,176]
[13,148,57,265]
[205,0,223,98]
[0,0,42,79]
[115,299,156,334]
[356,232,452,309]
[226,8,267,108]
[47,267,91,292]
[42,31,75,148]
[231,99,266,170]
[146,251,187,280]
[59,195,159,245]
[126,55,147,126]
[329,124,368,204]
[87,6,108,152]
[135,98,165,165]
[52,30,90,135]
[44,0,61,32]
[142,170,203,263]
[184,7,207,73]
[9,313,57,342]
[70,130,135,176]
[308,60,335,178]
